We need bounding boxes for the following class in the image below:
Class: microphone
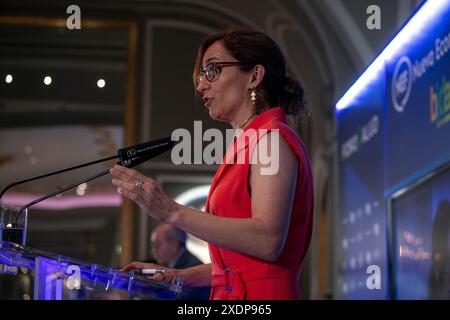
[117,136,174,162]
[17,153,156,215]
[18,139,175,214]
[0,136,175,232]
[0,136,174,203]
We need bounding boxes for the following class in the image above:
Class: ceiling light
[44,76,52,85]
[97,79,106,88]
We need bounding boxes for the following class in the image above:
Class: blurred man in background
[150,223,210,300]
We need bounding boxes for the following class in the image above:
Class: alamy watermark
[366,264,381,290]
[66,265,81,290]
[171,121,280,175]
[66,5,81,30]
[366,5,381,30]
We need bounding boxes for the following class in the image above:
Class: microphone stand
[0,135,175,223]
[17,169,110,215]
[17,153,157,216]
[0,136,173,203]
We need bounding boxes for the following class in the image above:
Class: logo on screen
[392,56,413,113]
[430,76,450,128]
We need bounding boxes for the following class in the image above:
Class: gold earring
[250,89,256,105]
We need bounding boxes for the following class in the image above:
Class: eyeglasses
[198,61,249,82]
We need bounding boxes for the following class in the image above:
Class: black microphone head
[117,136,175,164]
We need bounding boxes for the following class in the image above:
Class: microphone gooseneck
[1,136,173,203]
[0,155,118,203]
[16,138,175,216]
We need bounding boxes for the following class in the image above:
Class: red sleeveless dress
[205,107,314,300]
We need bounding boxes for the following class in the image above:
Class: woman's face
[196,41,253,123]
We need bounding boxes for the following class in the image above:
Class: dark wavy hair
[193,28,306,116]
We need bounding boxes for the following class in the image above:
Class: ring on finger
[135,179,144,190]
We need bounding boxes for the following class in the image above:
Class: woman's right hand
[121,261,179,283]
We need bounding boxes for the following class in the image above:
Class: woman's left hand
[110,165,178,222]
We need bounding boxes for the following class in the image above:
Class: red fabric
[205,107,314,300]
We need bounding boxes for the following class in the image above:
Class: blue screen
[336,0,450,299]
[391,167,450,299]
[336,74,388,299]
